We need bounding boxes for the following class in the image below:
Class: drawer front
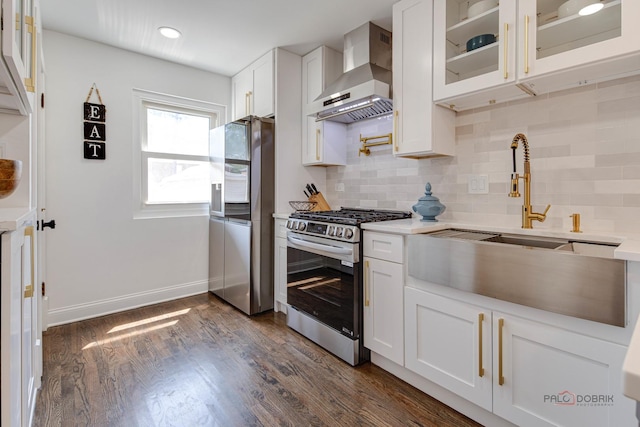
[363,231,403,263]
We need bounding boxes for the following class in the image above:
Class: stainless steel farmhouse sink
[407,229,625,326]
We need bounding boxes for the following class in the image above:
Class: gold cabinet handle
[524,15,530,74]
[315,128,320,161]
[393,110,399,152]
[245,91,252,116]
[24,15,36,93]
[498,318,505,385]
[24,225,35,298]
[478,313,485,377]
[503,23,509,80]
[364,260,370,307]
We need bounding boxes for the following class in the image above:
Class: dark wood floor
[34,293,482,427]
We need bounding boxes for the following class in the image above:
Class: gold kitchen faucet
[509,133,551,229]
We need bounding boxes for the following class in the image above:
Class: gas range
[285,207,412,365]
[286,208,412,243]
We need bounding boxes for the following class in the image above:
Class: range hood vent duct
[309,22,392,124]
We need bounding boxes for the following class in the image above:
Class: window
[133,89,226,218]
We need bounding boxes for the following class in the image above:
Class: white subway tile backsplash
[323,75,640,233]
[545,155,595,170]
[594,180,640,194]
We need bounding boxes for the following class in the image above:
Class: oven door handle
[287,235,353,255]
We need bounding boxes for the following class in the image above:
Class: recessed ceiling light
[579,2,604,16]
[159,27,181,39]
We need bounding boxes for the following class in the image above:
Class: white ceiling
[40,0,399,77]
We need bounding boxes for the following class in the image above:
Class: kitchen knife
[310,183,319,194]
[304,190,309,198]
[306,184,314,195]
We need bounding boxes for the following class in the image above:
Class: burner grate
[290,207,412,225]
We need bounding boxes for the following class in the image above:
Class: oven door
[286,232,360,338]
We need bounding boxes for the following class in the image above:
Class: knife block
[309,192,331,211]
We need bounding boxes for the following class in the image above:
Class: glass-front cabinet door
[519,0,639,83]
[0,0,36,114]
[433,0,518,107]
[433,0,640,111]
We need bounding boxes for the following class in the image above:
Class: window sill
[133,203,209,220]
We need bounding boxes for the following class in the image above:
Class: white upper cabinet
[301,46,346,166]
[433,0,640,111]
[433,0,524,110]
[0,0,37,115]
[393,0,455,157]
[231,50,274,120]
[517,0,640,95]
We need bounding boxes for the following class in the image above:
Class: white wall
[326,75,640,235]
[43,30,231,326]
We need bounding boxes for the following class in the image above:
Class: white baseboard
[46,280,208,327]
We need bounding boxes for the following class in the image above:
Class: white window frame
[132,89,226,219]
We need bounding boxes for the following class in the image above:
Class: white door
[363,257,404,364]
[493,313,635,427]
[404,288,493,411]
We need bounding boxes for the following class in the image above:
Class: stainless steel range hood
[308,22,392,124]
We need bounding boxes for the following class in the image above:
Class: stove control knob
[335,227,344,237]
[298,222,306,231]
[344,228,354,239]
[327,226,335,236]
[286,220,293,229]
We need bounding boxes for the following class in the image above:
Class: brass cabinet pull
[498,318,505,385]
[524,15,530,74]
[503,23,509,80]
[24,15,36,92]
[24,225,35,298]
[315,128,321,161]
[245,91,252,116]
[478,313,485,377]
[364,260,370,307]
[393,110,399,152]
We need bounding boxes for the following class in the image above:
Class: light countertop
[361,217,640,262]
[0,208,36,231]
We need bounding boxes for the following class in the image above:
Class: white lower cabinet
[363,231,404,365]
[1,213,40,427]
[493,311,631,427]
[404,286,634,427]
[404,289,492,410]
[273,218,288,313]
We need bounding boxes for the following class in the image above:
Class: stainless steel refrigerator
[208,116,274,315]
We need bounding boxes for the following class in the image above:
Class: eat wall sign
[83,84,106,160]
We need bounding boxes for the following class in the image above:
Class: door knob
[41,219,56,230]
